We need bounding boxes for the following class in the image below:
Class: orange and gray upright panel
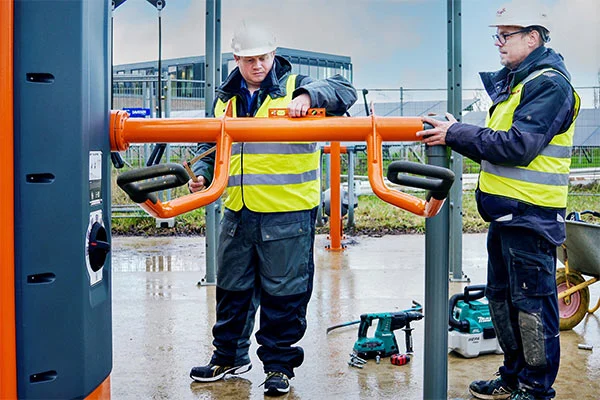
[3,1,113,398]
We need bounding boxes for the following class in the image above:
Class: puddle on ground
[111,236,205,272]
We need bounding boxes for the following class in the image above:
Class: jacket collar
[479,47,569,103]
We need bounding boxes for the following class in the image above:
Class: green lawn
[111,184,600,236]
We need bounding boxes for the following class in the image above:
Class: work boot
[189,362,252,382]
[261,371,290,396]
[509,389,537,400]
[469,373,516,399]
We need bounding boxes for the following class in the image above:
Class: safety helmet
[231,20,277,57]
[490,3,551,42]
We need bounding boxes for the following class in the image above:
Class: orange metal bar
[110,112,423,150]
[323,145,347,154]
[327,142,343,251]
[0,1,18,398]
[110,111,444,218]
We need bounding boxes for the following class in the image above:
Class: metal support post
[200,0,221,286]
[423,144,450,399]
[327,142,343,250]
[347,147,356,228]
[448,0,467,282]
[316,149,325,227]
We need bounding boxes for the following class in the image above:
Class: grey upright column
[448,0,465,281]
[423,143,450,399]
[201,0,221,285]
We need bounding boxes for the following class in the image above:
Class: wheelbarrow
[556,210,600,330]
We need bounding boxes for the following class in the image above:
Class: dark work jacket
[445,47,577,245]
[192,55,357,184]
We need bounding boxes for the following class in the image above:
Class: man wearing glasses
[417,3,579,400]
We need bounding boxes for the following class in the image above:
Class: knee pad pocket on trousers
[519,310,547,368]
[488,299,520,353]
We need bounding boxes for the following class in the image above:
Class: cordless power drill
[353,310,424,359]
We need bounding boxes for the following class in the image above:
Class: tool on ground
[390,353,411,366]
[182,145,216,183]
[326,300,422,334]
[578,344,593,351]
[348,353,367,369]
[448,284,503,358]
[352,306,424,360]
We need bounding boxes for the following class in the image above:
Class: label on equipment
[89,151,102,206]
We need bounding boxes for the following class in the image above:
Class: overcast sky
[113,0,600,105]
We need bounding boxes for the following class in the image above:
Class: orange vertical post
[327,142,343,251]
[0,0,18,398]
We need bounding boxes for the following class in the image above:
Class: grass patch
[111,184,600,236]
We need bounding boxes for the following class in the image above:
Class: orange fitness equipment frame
[0,1,17,398]
[110,102,445,220]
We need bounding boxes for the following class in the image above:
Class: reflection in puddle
[146,255,172,272]
[145,280,173,298]
[112,236,204,272]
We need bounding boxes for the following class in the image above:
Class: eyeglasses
[492,28,531,45]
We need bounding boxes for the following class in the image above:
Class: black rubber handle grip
[386,161,455,200]
[117,163,190,204]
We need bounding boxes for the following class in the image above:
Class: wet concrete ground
[111,233,600,399]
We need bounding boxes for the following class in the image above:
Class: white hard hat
[231,20,277,57]
[490,2,550,32]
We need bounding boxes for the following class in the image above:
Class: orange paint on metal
[84,376,110,400]
[139,131,233,218]
[0,1,17,398]
[327,142,343,251]
[110,112,445,218]
[110,112,423,148]
[322,145,347,154]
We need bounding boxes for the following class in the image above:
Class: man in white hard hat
[188,20,356,396]
[417,3,579,400]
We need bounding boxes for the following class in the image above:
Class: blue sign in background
[123,107,151,118]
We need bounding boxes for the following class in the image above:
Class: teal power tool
[353,309,424,359]
[327,302,424,360]
[448,285,503,358]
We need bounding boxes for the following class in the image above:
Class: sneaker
[261,371,290,396]
[509,389,536,400]
[189,362,252,382]
[469,374,516,400]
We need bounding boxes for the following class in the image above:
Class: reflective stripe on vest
[214,74,321,212]
[479,68,580,208]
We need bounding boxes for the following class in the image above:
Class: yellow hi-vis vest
[479,68,580,208]
[214,74,321,212]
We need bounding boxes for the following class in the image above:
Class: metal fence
[112,74,206,118]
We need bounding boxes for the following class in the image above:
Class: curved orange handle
[138,128,232,219]
[366,116,445,217]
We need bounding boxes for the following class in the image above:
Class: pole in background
[447,0,467,282]
[200,0,221,286]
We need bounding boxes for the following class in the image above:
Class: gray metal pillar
[201,0,221,286]
[448,0,466,281]
[423,145,450,399]
[165,74,172,117]
[316,149,325,227]
[347,148,355,228]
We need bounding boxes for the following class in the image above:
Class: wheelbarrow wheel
[556,268,589,330]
